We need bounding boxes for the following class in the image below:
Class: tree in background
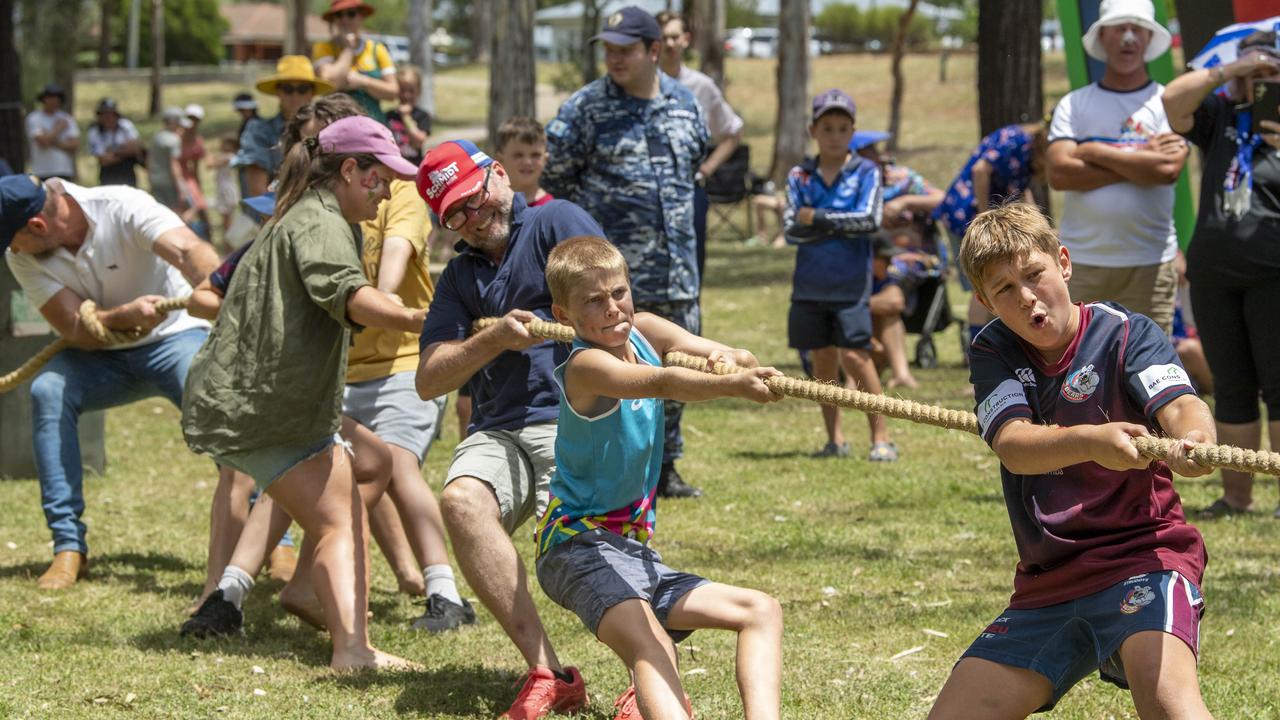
[977,0,1045,210]
[18,0,81,108]
[98,0,115,67]
[471,0,491,62]
[0,0,23,171]
[408,0,434,115]
[100,0,224,68]
[148,0,162,115]
[285,0,306,55]
[488,0,534,150]
[886,0,922,152]
[770,0,808,183]
[690,0,726,88]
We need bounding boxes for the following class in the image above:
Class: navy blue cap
[37,83,66,102]
[240,191,276,223]
[0,174,46,252]
[849,130,890,152]
[812,88,856,122]
[591,6,661,45]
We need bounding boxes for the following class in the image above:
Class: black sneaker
[411,594,477,634]
[657,463,703,498]
[180,589,244,638]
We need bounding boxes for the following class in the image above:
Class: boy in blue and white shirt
[535,236,783,720]
[784,89,896,461]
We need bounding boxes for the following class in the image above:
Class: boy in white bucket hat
[1046,0,1188,335]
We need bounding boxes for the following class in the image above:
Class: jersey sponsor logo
[977,379,1026,435]
[1015,367,1036,386]
[423,160,459,200]
[1138,363,1190,400]
[1120,585,1155,614]
[1061,364,1100,403]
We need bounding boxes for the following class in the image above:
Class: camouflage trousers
[635,298,701,465]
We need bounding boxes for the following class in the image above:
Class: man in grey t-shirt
[148,108,187,212]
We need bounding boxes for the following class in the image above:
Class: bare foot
[331,647,423,672]
[887,375,920,390]
[279,582,327,631]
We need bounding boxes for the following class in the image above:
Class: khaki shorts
[445,422,556,535]
[1068,260,1177,333]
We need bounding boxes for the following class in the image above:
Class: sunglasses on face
[442,165,494,231]
[277,83,314,96]
[335,8,362,20]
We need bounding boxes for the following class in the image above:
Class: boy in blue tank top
[535,236,784,720]
[928,204,1216,719]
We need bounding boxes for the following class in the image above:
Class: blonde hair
[545,236,630,306]
[959,203,1059,300]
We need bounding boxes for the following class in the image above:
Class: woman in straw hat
[232,55,335,199]
[312,0,399,123]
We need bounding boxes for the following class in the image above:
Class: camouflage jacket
[543,73,708,303]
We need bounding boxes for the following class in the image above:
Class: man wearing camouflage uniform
[542,5,709,498]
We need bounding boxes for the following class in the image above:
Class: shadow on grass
[328,662,518,717]
[729,448,817,460]
[0,550,202,594]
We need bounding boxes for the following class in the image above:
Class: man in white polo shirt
[1046,0,1188,333]
[1,174,219,589]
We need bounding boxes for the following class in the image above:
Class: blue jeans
[29,328,209,555]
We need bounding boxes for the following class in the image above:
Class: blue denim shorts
[536,529,709,642]
[216,433,345,492]
[961,570,1204,711]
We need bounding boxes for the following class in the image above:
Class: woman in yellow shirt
[312,0,398,123]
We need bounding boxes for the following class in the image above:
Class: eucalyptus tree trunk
[487,0,535,150]
[769,0,809,184]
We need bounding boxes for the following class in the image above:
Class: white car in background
[724,27,824,58]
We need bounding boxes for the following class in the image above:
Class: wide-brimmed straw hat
[254,55,335,96]
[322,0,375,22]
[1082,0,1171,62]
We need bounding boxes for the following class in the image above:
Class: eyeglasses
[277,83,314,96]
[335,8,362,19]
[442,166,493,231]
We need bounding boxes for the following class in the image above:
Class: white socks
[216,565,255,610]
[423,564,462,605]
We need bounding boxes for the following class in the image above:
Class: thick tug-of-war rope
[471,316,1280,476]
[0,296,190,394]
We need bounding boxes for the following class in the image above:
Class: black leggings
[1189,278,1280,424]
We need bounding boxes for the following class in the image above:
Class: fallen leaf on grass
[251,665,264,675]
[124,692,136,704]
[252,688,266,697]
[684,668,707,676]
[889,646,925,661]
[822,586,838,597]
[1226,629,1235,637]
[922,629,948,638]
[5,542,16,550]
[923,599,952,608]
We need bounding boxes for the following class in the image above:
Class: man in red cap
[415,139,604,720]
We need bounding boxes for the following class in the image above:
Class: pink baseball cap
[316,116,418,179]
[416,140,494,217]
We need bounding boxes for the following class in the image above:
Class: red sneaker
[499,665,587,720]
[612,684,693,720]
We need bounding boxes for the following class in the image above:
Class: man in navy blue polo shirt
[415,140,601,719]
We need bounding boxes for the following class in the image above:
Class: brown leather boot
[36,551,87,590]
[266,545,297,583]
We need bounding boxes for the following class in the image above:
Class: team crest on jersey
[1015,368,1036,386]
[1120,585,1155,614]
[1061,364,1100,403]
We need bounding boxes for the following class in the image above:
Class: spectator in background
[148,108,188,214]
[1162,31,1280,518]
[209,134,240,239]
[1046,0,1187,333]
[232,92,259,141]
[386,64,432,166]
[870,233,920,390]
[656,10,743,278]
[180,104,210,240]
[313,0,398,123]
[88,98,142,187]
[494,116,553,207]
[26,84,79,182]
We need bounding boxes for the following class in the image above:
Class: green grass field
[2,52,1273,718]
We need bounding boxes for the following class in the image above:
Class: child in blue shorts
[928,204,1215,718]
[536,236,784,720]
[784,89,896,462]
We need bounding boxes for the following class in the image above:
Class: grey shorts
[216,432,349,492]
[445,422,556,535]
[535,529,709,642]
[342,371,447,463]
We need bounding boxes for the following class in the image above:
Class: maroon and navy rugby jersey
[970,301,1206,609]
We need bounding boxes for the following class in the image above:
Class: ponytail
[273,137,320,219]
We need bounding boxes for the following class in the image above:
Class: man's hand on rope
[1165,430,1213,479]
[108,294,171,333]
[485,309,543,352]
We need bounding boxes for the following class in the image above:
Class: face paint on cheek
[359,173,383,202]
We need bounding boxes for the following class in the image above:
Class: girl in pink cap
[181,115,424,671]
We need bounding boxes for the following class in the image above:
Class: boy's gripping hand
[1084,422,1152,472]
[731,367,784,404]
[1165,430,1213,478]
[707,347,760,370]
[487,309,542,351]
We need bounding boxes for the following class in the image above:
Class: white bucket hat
[1082,0,1172,62]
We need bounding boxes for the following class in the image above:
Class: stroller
[881,220,956,370]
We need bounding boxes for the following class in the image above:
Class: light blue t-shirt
[534,328,664,556]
